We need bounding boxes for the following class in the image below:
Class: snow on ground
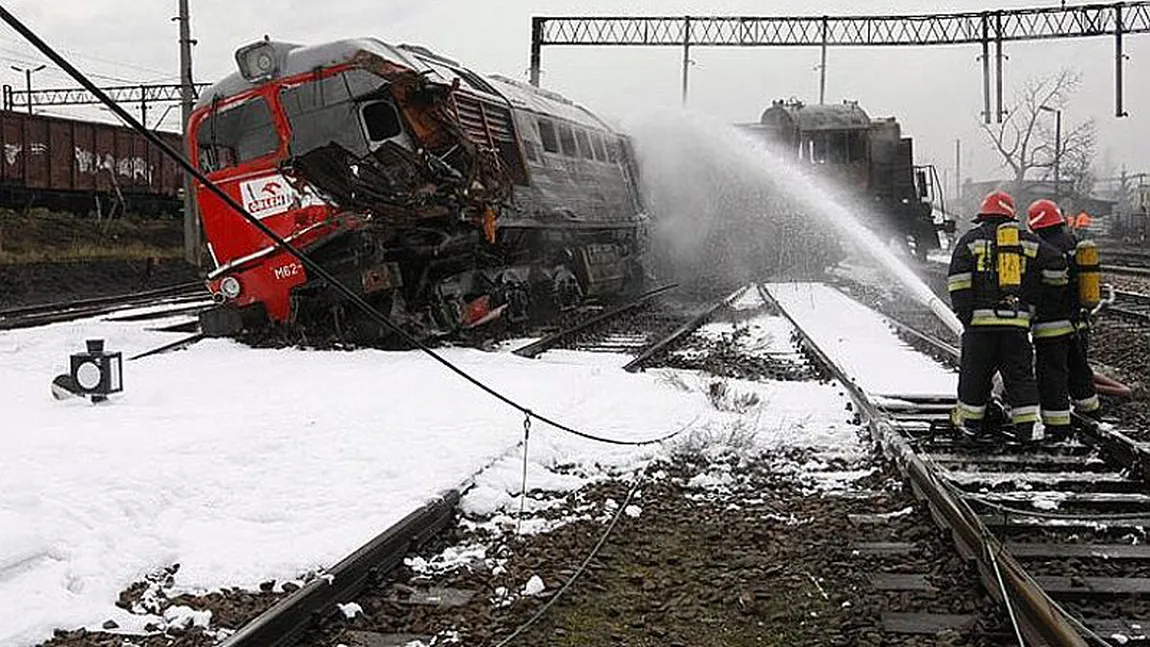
[0,297,868,646]
[764,282,955,399]
[0,310,702,646]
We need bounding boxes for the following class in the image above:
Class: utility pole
[681,15,691,106]
[10,64,45,114]
[1040,105,1062,200]
[176,0,200,267]
[1053,109,1062,199]
[818,16,828,104]
[954,139,961,209]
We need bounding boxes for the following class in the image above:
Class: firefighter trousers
[1035,336,1073,435]
[1069,330,1100,415]
[1035,332,1100,434]
[957,328,1040,432]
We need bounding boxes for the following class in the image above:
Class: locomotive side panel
[494,81,639,225]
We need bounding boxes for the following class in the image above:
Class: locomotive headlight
[235,41,278,82]
[220,276,242,300]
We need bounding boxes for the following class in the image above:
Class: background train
[191,38,646,343]
[740,99,953,259]
[0,109,183,215]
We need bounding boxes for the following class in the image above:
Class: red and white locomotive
[189,38,647,342]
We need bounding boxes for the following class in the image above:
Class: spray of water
[625,110,963,337]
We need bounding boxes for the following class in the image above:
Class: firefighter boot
[958,419,997,445]
[1045,424,1073,443]
[984,400,1008,435]
[1011,422,1041,444]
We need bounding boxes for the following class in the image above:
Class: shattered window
[196,96,279,172]
[538,119,559,153]
[281,69,385,158]
[362,101,402,142]
[557,123,577,157]
[522,139,539,162]
[591,134,608,162]
[575,130,594,160]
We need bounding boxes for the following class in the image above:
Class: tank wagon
[190,38,647,342]
[0,109,183,214]
[741,99,954,258]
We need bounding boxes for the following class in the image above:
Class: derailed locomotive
[191,38,646,342]
[740,99,954,259]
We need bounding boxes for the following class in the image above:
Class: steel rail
[129,333,206,361]
[621,284,749,373]
[220,491,459,647]
[511,284,678,358]
[756,283,1088,646]
[883,315,960,358]
[1103,265,1150,276]
[0,293,210,331]
[883,307,1150,481]
[0,281,205,319]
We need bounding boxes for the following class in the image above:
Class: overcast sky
[2,0,1146,196]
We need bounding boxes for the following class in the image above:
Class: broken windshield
[196,96,279,172]
[281,68,392,159]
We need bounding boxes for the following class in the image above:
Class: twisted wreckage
[191,38,647,342]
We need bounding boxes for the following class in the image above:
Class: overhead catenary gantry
[529,2,1150,120]
[1,82,210,127]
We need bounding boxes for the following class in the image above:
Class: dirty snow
[0,295,874,645]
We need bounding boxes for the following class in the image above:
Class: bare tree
[980,69,1097,202]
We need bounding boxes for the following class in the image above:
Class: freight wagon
[0,110,184,215]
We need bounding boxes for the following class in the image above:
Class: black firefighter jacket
[1033,226,1087,338]
[947,218,1068,330]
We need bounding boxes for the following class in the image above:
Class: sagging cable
[0,6,681,448]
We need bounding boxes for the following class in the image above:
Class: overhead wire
[0,5,689,449]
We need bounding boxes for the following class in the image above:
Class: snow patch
[521,574,545,597]
[337,602,362,619]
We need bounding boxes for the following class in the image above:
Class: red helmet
[978,191,1016,219]
[1026,199,1064,230]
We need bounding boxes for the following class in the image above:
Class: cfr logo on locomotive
[240,175,295,219]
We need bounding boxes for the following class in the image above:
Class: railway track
[764,281,1150,645]
[0,281,210,330]
[511,285,748,371]
[1109,289,1150,323]
[206,285,756,647]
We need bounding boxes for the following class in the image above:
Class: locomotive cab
[742,99,948,260]
[188,37,646,344]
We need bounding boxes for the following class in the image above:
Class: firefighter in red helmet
[1026,199,1102,439]
[947,190,1067,442]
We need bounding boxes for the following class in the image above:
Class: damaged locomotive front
[189,38,647,344]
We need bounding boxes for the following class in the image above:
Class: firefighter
[947,190,1064,442]
[1026,199,1102,438]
